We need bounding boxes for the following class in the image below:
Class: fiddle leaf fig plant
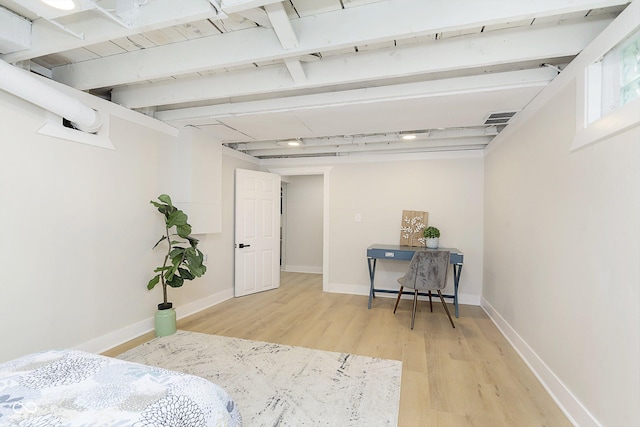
[148,194,206,308]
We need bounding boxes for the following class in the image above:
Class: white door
[234,169,281,297]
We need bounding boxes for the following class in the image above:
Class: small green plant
[148,194,207,308]
[423,226,440,239]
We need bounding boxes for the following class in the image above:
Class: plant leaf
[178,267,195,281]
[169,247,185,257]
[147,275,160,290]
[190,264,207,277]
[164,262,180,281]
[158,194,173,206]
[150,200,170,216]
[176,223,192,238]
[167,210,188,228]
[167,275,184,288]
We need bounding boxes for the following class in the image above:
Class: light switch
[355,213,362,222]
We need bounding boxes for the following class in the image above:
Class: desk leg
[453,263,463,318]
[367,258,377,309]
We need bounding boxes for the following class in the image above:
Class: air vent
[484,111,518,125]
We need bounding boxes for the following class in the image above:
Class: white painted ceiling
[0,0,630,158]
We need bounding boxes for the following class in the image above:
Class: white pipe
[0,58,101,133]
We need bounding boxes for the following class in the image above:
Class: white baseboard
[325,282,370,295]
[175,288,235,320]
[324,282,481,306]
[75,317,155,355]
[284,265,323,274]
[480,298,599,427]
[75,288,234,355]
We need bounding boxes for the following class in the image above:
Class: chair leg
[393,286,404,314]
[410,290,418,329]
[428,291,433,312]
[437,290,455,328]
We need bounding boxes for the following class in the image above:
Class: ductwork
[0,58,101,133]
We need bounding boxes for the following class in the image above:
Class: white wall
[327,156,484,301]
[485,87,639,427]
[267,154,485,303]
[162,149,259,313]
[483,46,639,427]
[0,81,258,362]
[284,175,323,273]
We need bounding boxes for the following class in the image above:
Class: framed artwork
[400,210,428,247]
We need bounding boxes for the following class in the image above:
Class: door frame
[268,166,332,291]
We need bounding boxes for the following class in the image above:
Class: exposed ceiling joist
[284,59,306,83]
[155,68,558,124]
[265,1,297,49]
[233,127,498,150]
[1,0,223,63]
[242,136,494,157]
[50,0,627,90]
[220,0,282,14]
[0,0,630,159]
[0,6,30,53]
[112,19,608,108]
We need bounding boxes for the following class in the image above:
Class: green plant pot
[154,307,177,337]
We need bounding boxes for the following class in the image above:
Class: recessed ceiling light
[276,139,303,147]
[401,134,417,140]
[41,0,76,10]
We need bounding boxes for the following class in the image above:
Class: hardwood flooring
[104,272,571,427]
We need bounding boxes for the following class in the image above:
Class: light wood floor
[105,272,571,427]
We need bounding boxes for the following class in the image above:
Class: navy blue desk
[367,244,464,317]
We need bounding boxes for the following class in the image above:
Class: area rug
[117,330,402,426]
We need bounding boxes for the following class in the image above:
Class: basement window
[586,29,639,123]
[573,26,640,150]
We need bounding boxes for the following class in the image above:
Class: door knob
[238,243,251,248]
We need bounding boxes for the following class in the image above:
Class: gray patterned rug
[117,330,402,426]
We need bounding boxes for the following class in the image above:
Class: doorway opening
[280,175,323,274]
[269,166,332,291]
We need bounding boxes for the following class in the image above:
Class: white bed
[0,349,242,426]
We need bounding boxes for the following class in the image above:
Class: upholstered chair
[393,250,455,329]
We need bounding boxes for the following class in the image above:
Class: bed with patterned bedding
[0,349,242,426]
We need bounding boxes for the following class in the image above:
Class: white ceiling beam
[243,136,493,157]
[0,0,221,63]
[264,1,300,82]
[283,59,306,83]
[0,6,31,53]
[112,19,607,108]
[237,127,496,149]
[220,0,283,14]
[156,68,556,124]
[265,2,298,49]
[50,0,628,90]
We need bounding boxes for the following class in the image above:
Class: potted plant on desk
[148,194,207,337]
[423,226,440,249]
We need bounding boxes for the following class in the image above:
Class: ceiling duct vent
[484,111,518,126]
